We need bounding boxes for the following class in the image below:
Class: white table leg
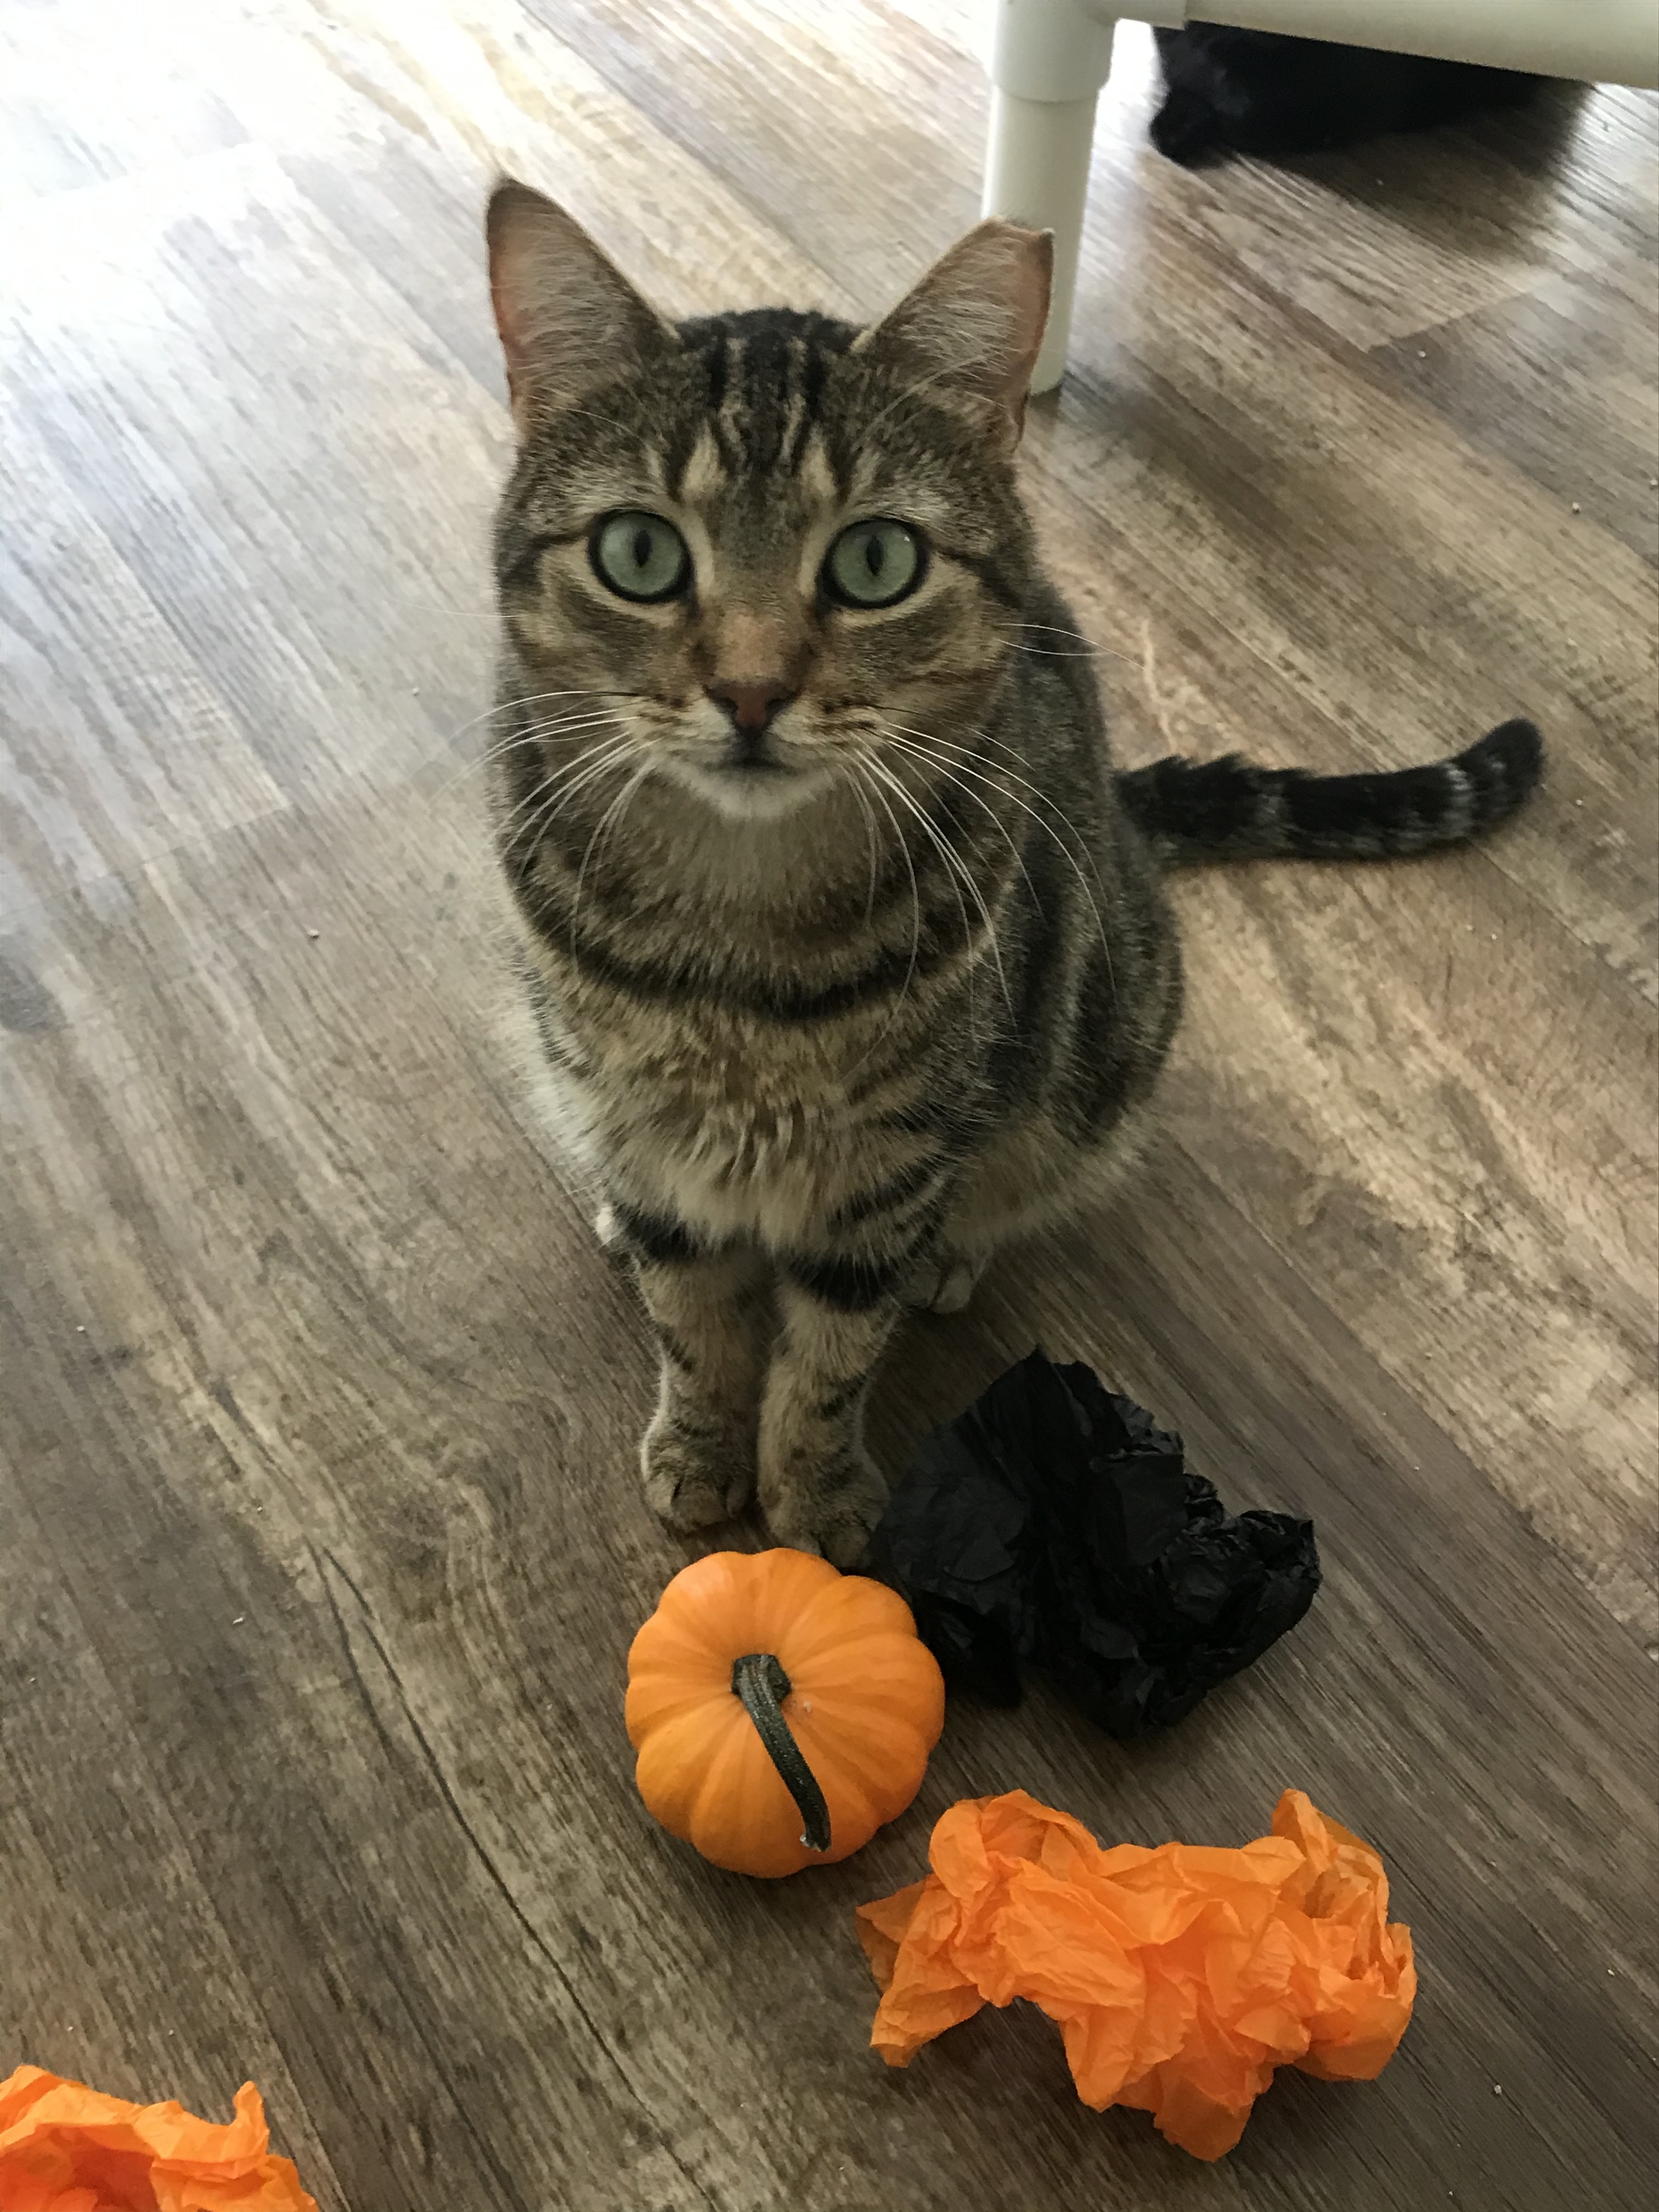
[981,0,1122,393]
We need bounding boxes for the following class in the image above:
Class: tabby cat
[483,181,1542,1566]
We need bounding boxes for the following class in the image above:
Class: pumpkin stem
[731,1652,832,1855]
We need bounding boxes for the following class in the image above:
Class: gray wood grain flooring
[2,5,1655,2208]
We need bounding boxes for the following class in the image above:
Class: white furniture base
[983,0,1659,391]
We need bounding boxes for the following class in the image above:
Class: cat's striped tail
[1116,717,1543,868]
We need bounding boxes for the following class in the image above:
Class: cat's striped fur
[484,184,1543,1565]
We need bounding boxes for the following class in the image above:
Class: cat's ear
[857,221,1053,452]
[486,180,675,434]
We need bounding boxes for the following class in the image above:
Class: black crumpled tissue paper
[867,1350,1321,1736]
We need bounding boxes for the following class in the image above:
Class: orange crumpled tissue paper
[857,1787,1415,2160]
[0,2068,318,2212]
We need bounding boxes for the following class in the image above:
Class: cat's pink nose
[706,678,797,733]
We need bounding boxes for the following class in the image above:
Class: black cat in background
[1153,22,1542,163]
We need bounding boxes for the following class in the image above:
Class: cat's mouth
[716,729,788,775]
[713,751,788,777]
[667,729,832,822]
[699,729,800,793]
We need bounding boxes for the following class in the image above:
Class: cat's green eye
[823,520,925,610]
[590,511,691,603]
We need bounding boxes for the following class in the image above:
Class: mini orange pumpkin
[625,1549,946,1878]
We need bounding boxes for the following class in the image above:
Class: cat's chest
[577,1016,887,1238]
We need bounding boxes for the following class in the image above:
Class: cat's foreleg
[758,1269,904,1568]
[616,1207,772,1532]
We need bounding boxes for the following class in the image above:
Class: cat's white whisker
[495,736,641,847]
[991,620,1131,665]
[864,755,1014,1028]
[512,746,640,843]
[836,768,883,930]
[863,755,984,1040]
[426,707,627,803]
[438,687,610,753]
[490,729,634,833]
[885,718,1106,889]
[874,726,1043,922]
[569,758,654,941]
[879,724,1118,1010]
[842,761,923,1071]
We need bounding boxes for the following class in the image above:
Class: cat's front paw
[761,1448,889,1570]
[641,1409,755,1534]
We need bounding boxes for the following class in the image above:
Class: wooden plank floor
[2,4,1655,2207]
